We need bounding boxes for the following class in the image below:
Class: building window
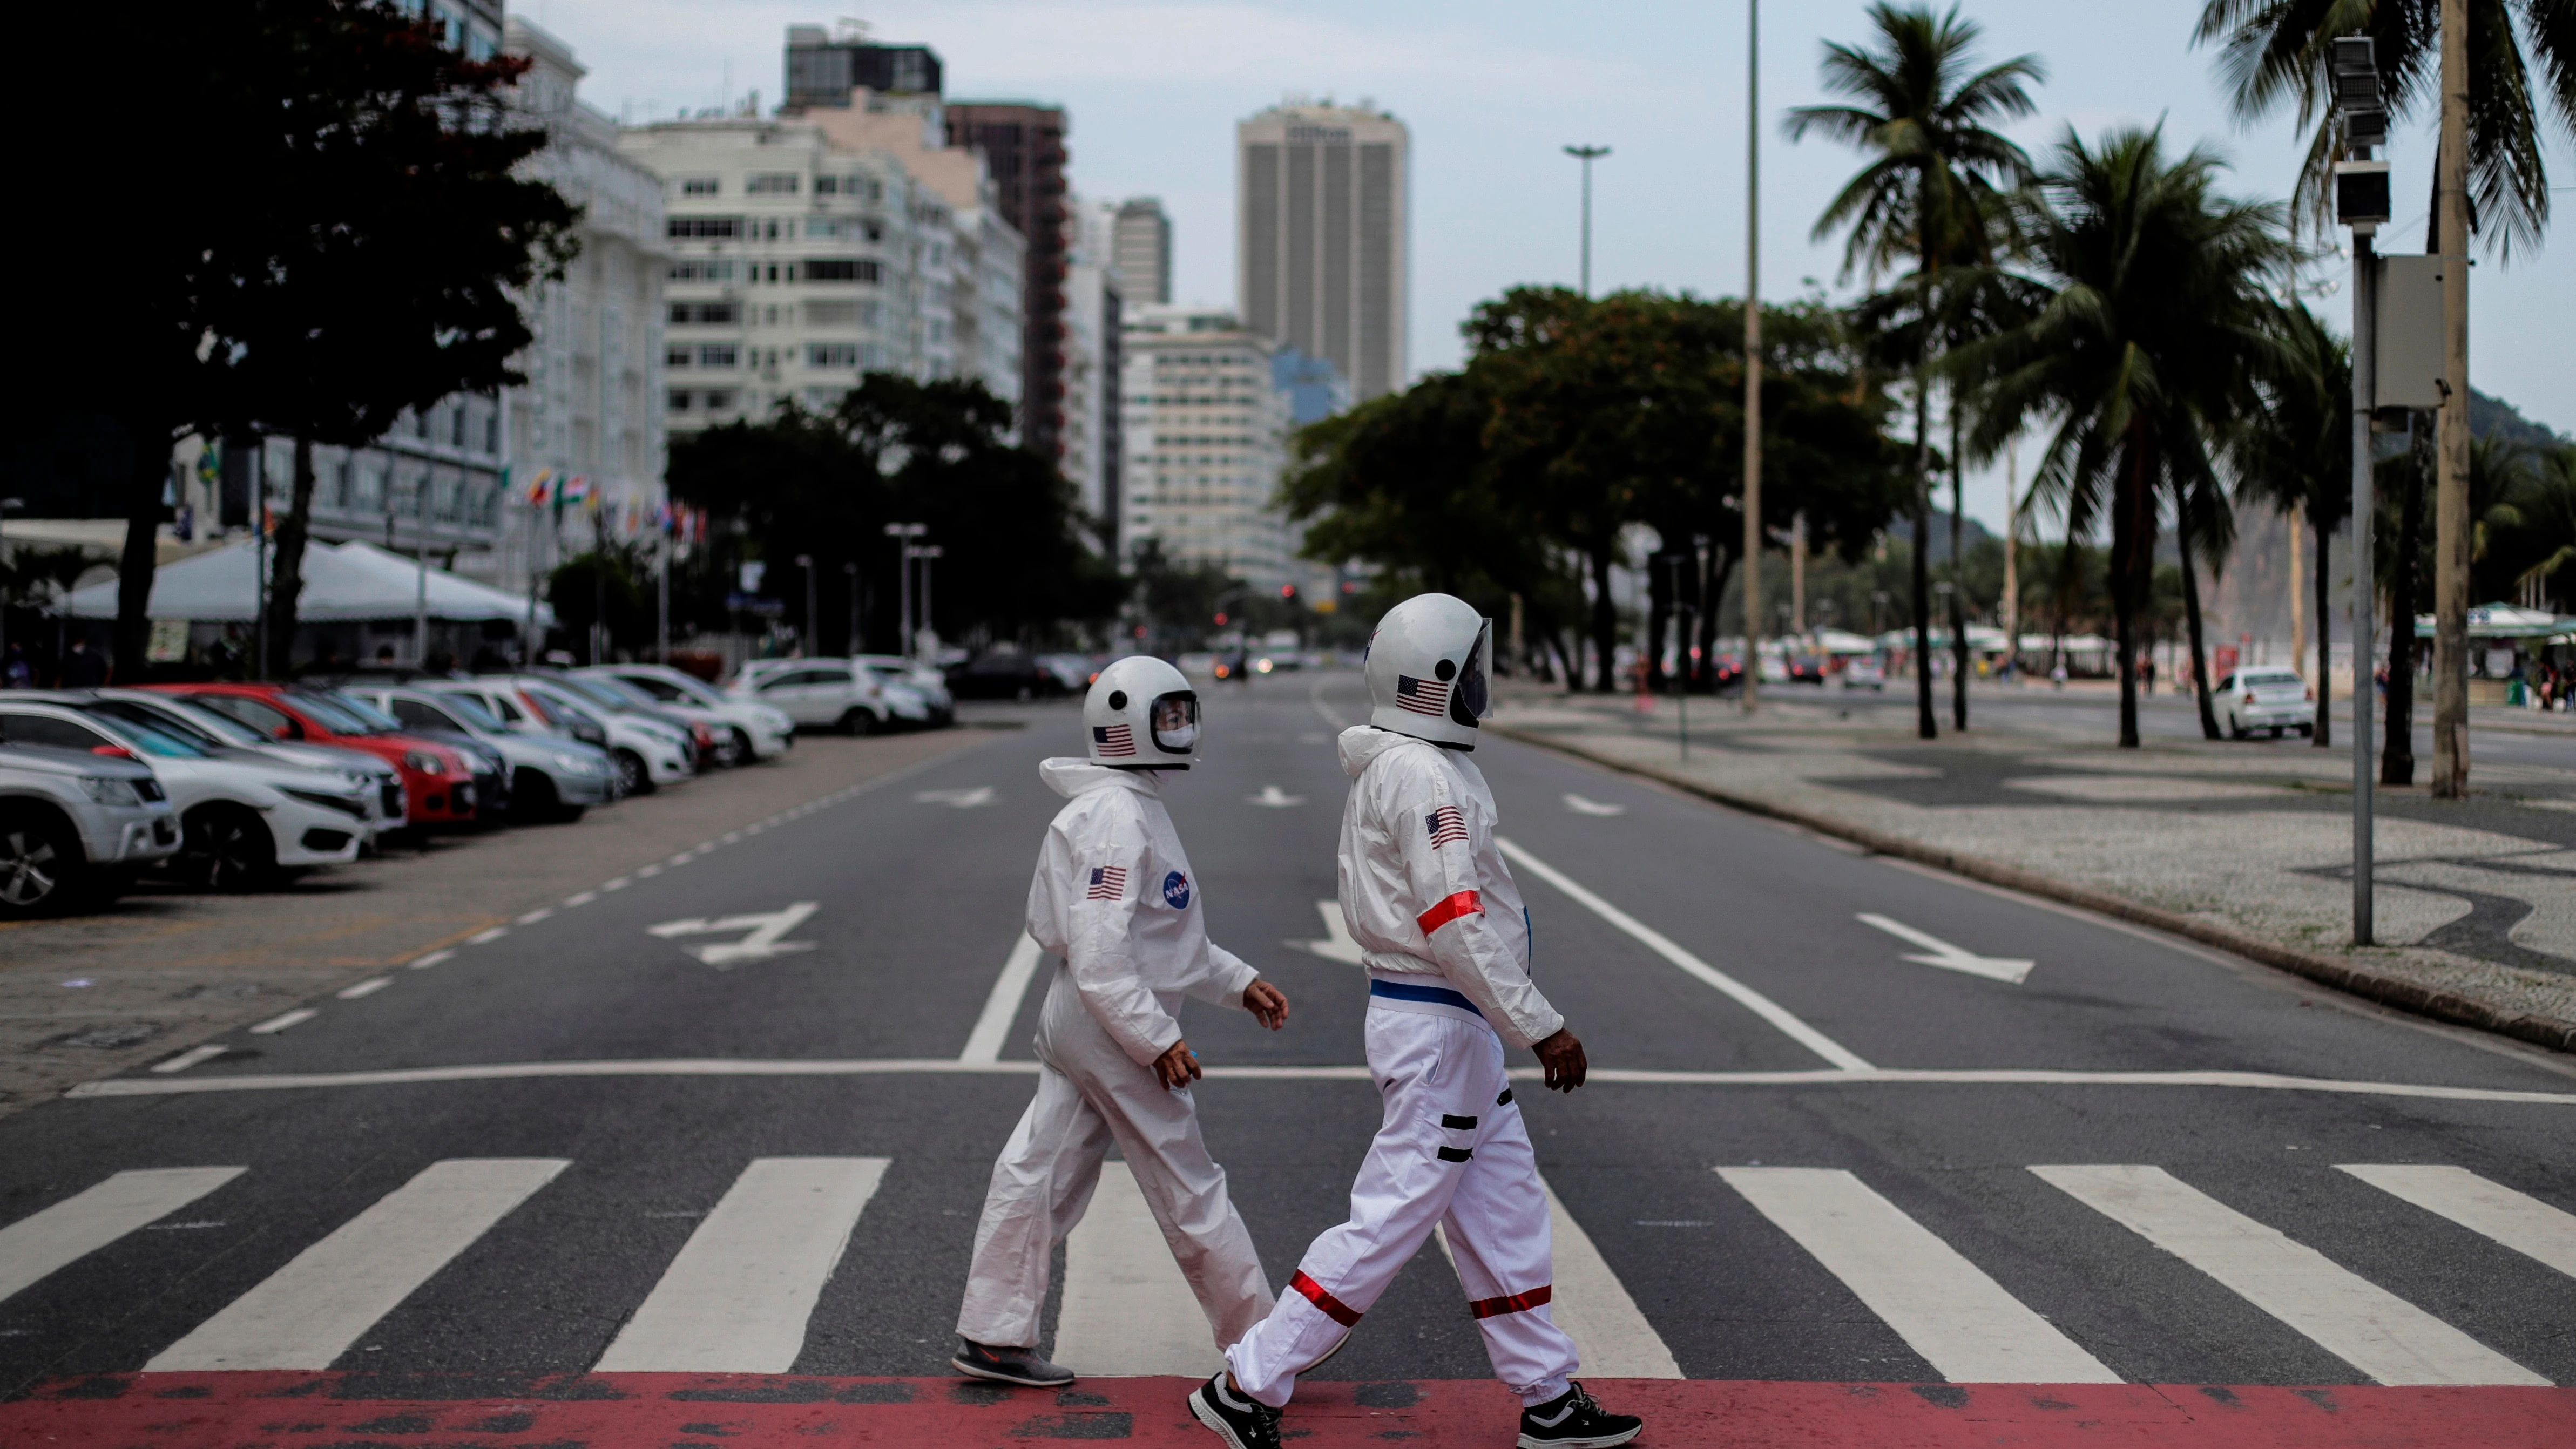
[807,343,858,368]
[698,344,739,367]
[746,172,801,195]
[804,259,880,283]
[667,216,741,240]
[667,390,693,412]
[669,301,741,325]
[665,346,692,368]
[703,390,739,411]
[679,177,720,197]
[669,259,740,282]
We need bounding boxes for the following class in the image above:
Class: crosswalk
[1,1157,2565,1384]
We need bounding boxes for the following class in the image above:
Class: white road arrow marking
[1249,785,1306,808]
[915,787,995,808]
[647,903,821,969]
[1856,913,2034,985]
[1287,899,1365,964]
[1564,793,1627,816]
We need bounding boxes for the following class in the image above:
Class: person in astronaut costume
[954,654,1292,1389]
[1191,595,1641,1449]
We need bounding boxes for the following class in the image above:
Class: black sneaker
[951,1337,1074,1387]
[1187,1371,1282,1449]
[1518,1381,1641,1448]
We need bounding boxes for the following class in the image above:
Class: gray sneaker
[952,1337,1075,1387]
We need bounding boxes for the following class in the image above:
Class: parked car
[0,743,179,917]
[853,655,955,724]
[729,659,894,734]
[97,687,407,840]
[0,696,371,887]
[948,647,1069,700]
[582,663,793,761]
[563,668,744,765]
[143,683,486,829]
[443,675,693,795]
[343,685,616,822]
[531,671,719,770]
[319,690,511,823]
[1840,658,1888,691]
[2218,667,2316,739]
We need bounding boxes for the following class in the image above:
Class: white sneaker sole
[951,1356,1073,1389]
[1517,1426,1642,1449]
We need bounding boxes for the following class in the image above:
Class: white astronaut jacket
[1025,757,1261,1066]
[1335,726,1565,1049]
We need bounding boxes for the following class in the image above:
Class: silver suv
[0,743,180,918]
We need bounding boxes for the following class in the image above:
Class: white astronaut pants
[1223,1003,1579,1409]
[956,966,1274,1352]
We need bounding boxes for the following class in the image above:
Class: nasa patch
[1162,870,1192,910]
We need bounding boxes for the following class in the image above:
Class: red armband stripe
[1469,1283,1552,1319]
[1290,1270,1363,1327]
[1415,890,1483,935]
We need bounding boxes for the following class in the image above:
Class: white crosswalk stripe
[594,1157,889,1373]
[1053,1161,1215,1376]
[2033,1164,2551,1386]
[0,1168,245,1305]
[146,1159,566,1372]
[1436,1176,1683,1378]
[2337,1164,2576,1279]
[1719,1167,2118,1383]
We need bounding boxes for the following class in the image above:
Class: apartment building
[1062,199,1124,551]
[1119,306,1294,588]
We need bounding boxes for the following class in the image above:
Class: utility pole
[2001,436,2019,679]
[656,522,671,664]
[2332,35,2388,945]
[1740,0,1763,716]
[918,545,943,656]
[844,561,859,656]
[796,554,817,656]
[883,522,925,661]
[1564,145,1610,297]
[2430,0,2471,798]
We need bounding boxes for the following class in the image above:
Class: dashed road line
[245,1010,317,1036]
[466,927,510,945]
[150,1045,229,1075]
[407,950,456,970]
[516,908,555,925]
[563,891,597,908]
[335,978,393,1000]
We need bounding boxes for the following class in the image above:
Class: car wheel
[0,805,84,919]
[838,708,878,737]
[2270,726,2284,739]
[513,768,574,824]
[1015,683,1033,701]
[2297,723,2314,737]
[613,748,652,796]
[185,805,278,891]
[730,727,756,762]
[2226,713,2246,740]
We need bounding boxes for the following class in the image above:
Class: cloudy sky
[524,0,2572,533]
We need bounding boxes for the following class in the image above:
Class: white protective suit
[955,756,1275,1353]
[1223,726,1580,1409]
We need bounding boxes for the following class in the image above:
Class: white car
[0,696,371,888]
[1840,659,1888,691]
[574,665,792,763]
[2219,667,2317,739]
[854,654,954,724]
[97,688,406,838]
[729,659,894,734]
[343,685,618,822]
[433,676,693,795]
[0,743,179,917]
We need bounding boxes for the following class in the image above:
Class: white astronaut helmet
[1364,592,1493,748]
[1083,654,1201,768]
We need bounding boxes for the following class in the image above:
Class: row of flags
[513,468,710,542]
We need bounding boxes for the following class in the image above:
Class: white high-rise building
[1120,306,1294,588]
[1062,199,1125,550]
[1236,101,1409,400]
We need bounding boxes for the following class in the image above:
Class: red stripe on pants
[1415,890,1482,935]
[1468,1283,1552,1319]
[1290,1270,1363,1328]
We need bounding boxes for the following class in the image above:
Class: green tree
[1955,125,2293,748]
[1788,1,2043,736]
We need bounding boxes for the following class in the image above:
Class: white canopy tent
[60,539,552,626]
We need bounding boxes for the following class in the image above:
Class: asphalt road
[2,671,2571,1439]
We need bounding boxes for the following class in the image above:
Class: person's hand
[1533,1028,1587,1093]
[1243,979,1289,1030]
[1152,1039,1203,1090]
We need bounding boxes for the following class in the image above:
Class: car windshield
[151,698,267,746]
[322,691,409,732]
[586,675,665,709]
[80,709,210,759]
[88,700,229,751]
[550,675,634,710]
[435,692,506,731]
[637,672,725,707]
[283,690,384,735]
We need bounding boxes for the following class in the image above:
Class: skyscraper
[783,25,942,106]
[1236,101,1408,401]
[1113,198,1172,306]
[943,102,1071,461]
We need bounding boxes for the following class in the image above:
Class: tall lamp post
[882,522,925,661]
[795,554,817,658]
[1740,0,1763,716]
[843,561,859,657]
[1563,145,1610,297]
[2331,35,2388,945]
[916,545,943,659]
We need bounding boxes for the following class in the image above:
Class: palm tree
[1953,125,2293,748]
[2232,304,2352,754]
[1787,2,2042,739]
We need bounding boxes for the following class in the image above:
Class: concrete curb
[1493,723,2576,1057]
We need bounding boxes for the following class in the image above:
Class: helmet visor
[1150,691,1200,753]
[1449,622,1492,726]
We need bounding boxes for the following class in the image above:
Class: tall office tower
[1113,198,1172,305]
[783,25,942,107]
[944,102,1071,462]
[1236,101,1408,401]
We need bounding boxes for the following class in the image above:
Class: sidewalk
[1491,683,2576,1052]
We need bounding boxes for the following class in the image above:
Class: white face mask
[1150,692,1200,753]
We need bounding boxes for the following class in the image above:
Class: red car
[144,683,482,826]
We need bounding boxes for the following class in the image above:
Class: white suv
[0,744,179,917]
[579,664,793,762]
[729,659,891,734]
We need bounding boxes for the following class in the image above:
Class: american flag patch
[1395,675,1448,716]
[1085,865,1128,901]
[1093,723,1137,757]
[1425,805,1469,848]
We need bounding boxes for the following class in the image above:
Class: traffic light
[1279,584,1299,601]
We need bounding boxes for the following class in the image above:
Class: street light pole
[843,561,858,657]
[1563,145,1610,297]
[2332,35,2388,946]
[1740,0,1762,717]
[917,545,943,658]
[882,522,925,661]
[796,554,817,657]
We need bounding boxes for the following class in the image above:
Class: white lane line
[594,1157,889,1373]
[1286,900,1365,965]
[563,891,597,908]
[64,1062,2576,1104]
[335,978,393,1000]
[1720,1167,2117,1383]
[1438,1177,1681,1378]
[1055,1162,1215,1376]
[146,1159,567,1371]
[1497,837,1873,1072]
[2336,1164,2576,1279]
[960,934,1045,1064]
[635,865,663,879]
[151,1045,229,1074]
[407,950,455,970]
[602,877,632,891]
[246,1009,317,1035]
[516,908,555,925]
[466,927,509,945]
[0,1168,246,1304]
[2032,1164,2548,1386]
[1855,914,2034,985]
[1563,793,1627,817]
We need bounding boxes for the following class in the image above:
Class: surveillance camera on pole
[2332,34,2382,945]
